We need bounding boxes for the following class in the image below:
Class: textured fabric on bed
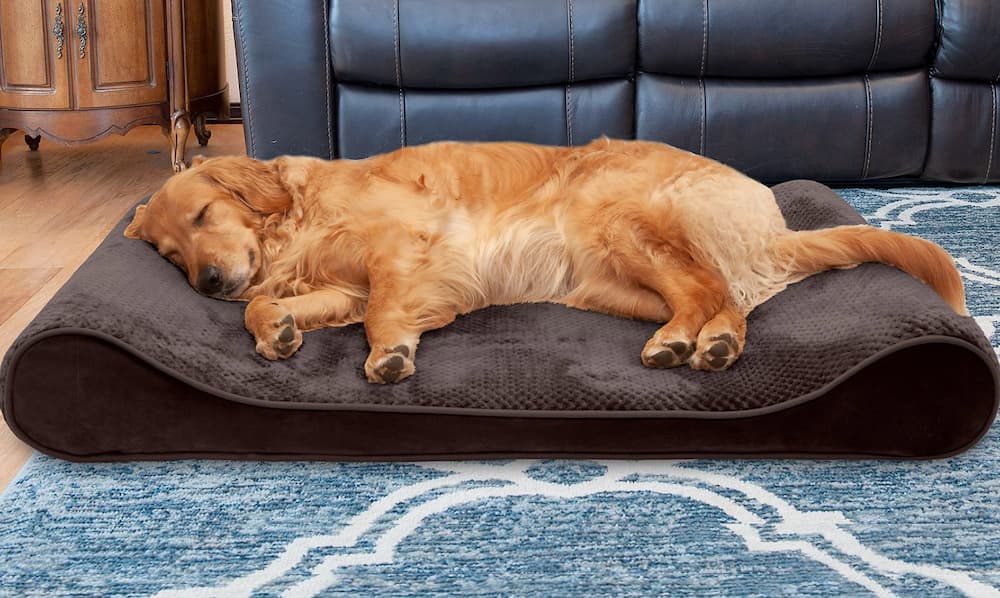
[1,180,997,461]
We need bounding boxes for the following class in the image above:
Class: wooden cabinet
[0,1,72,110]
[74,0,168,108]
[0,0,227,172]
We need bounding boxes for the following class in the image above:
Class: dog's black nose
[197,265,224,295]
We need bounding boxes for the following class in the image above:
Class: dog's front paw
[245,297,303,360]
[364,344,415,384]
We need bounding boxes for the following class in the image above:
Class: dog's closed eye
[193,204,210,227]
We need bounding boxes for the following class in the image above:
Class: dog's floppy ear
[274,156,324,204]
[124,204,147,239]
[199,156,292,215]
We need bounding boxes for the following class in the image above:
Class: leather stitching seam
[699,0,708,155]
[566,0,575,145]
[863,74,873,179]
[235,1,256,156]
[986,82,997,182]
[322,0,333,158]
[392,0,405,147]
[867,0,882,72]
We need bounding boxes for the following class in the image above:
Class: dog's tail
[771,224,968,316]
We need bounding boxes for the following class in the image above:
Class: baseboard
[208,103,242,124]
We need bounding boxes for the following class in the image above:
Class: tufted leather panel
[337,80,634,159]
[330,0,636,88]
[231,0,335,160]
[924,78,1000,183]
[636,70,928,182]
[933,0,1000,80]
[637,0,935,78]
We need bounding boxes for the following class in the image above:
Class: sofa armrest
[231,0,335,159]
[922,0,1000,183]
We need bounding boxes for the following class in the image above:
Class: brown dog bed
[1,181,997,461]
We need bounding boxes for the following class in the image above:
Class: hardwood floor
[0,124,245,492]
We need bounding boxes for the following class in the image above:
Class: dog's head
[124,155,293,300]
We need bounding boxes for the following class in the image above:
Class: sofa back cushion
[636,0,934,182]
[330,0,636,159]
[923,0,1000,183]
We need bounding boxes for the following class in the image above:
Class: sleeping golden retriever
[124,139,967,383]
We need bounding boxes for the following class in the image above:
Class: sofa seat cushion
[635,71,929,181]
[337,80,634,158]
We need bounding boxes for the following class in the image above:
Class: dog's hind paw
[365,344,415,384]
[690,333,740,371]
[641,338,695,368]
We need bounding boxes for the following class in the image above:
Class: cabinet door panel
[73,0,166,108]
[0,0,72,109]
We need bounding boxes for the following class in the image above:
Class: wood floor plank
[0,124,246,492]
[0,268,60,326]
[0,267,76,358]
[0,415,32,492]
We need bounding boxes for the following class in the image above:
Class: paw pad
[696,333,739,371]
[272,316,299,358]
[367,345,415,384]
[246,299,303,360]
[643,340,694,368]
[377,355,406,383]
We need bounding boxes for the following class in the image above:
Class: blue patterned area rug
[1,186,998,597]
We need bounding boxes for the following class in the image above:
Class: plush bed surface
[1,180,997,460]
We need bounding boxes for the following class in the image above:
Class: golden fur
[125,139,968,383]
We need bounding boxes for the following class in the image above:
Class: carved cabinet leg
[169,110,191,172]
[24,135,41,151]
[0,128,17,174]
[192,113,211,147]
